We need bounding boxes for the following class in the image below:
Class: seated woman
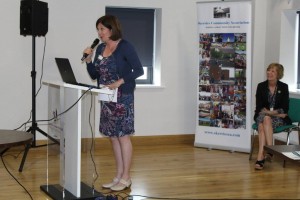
[254,63,292,170]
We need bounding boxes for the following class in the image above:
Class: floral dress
[94,50,135,137]
[256,89,287,129]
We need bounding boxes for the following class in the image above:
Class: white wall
[0,0,299,139]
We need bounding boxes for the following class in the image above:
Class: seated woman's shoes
[110,179,132,191]
[255,159,265,170]
[102,177,120,189]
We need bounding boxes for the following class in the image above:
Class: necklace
[103,39,121,57]
[268,83,277,111]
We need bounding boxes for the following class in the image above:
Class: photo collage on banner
[195,1,252,152]
[199,32,246,129]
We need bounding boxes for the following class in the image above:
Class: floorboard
[0,135,299,200]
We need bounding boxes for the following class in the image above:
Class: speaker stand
[19,35,59,172]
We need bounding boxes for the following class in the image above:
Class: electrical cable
[4,87,92,199]
[11,84,197,200]
[8,29,100,200]
[15,87,93,130]
[88,90,99,189]
[14,36,47,131]
[127,195,201,200]
[14,111,32,131]
[37,87,93,123]
[3,35,48,200]
[35,36,46,97]
[114,192,204,200]
[1,148,25,160]
[81,93,198,200]
[100,191,202,200]
[0,155,33,200]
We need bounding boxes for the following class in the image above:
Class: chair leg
[249,130,256,160]
[281,131,292,167]
[298,126,300,145]
[286,131,291,145]
[19,143,31,172]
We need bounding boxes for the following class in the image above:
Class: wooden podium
[40,80,109,200]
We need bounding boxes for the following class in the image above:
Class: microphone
[81,38,100,61]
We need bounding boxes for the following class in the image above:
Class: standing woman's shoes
[110,179,132,191]
[255,159,265,170]
[102,177,120,189]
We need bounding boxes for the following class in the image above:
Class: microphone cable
[87,90,99,191]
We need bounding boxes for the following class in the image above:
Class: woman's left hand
[107,79,124,90]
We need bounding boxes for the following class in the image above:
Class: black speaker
[20,0,48,36]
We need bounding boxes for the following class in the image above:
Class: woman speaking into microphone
[82,15,144,191]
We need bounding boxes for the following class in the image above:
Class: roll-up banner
[195,1,252,153]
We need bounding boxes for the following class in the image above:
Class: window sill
[289,89,300,98]
[137,84,165,89]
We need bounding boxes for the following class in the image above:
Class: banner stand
[194,1,252,153]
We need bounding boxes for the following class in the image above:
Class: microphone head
[91,38,100,48]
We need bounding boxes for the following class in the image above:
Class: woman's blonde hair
[267,63,284,80]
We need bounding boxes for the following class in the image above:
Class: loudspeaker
[20,0,48,36]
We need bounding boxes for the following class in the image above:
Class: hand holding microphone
[81,38,100,62]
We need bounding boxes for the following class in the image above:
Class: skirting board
[193,142,250,153]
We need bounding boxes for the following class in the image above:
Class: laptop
[55,57,99,89]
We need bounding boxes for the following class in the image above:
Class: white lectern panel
[41,80,105,200]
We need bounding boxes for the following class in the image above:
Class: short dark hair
[96,15,122,41]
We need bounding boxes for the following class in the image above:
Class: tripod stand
[19,35,59,172]
[28,35,59,146]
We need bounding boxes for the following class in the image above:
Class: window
[106,7,156,85]
[279,10,299,91]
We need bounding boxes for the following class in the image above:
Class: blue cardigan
[86,39,144,94]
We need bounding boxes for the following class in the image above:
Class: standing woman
[254,63,291,170]
[83,15,144,190]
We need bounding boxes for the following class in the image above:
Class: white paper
[98,87,118,102]
[282,151,300,160]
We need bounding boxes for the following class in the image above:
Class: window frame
[297,11,300,89]
[105,7,157,85]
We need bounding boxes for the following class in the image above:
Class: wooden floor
[1,134,300,200]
